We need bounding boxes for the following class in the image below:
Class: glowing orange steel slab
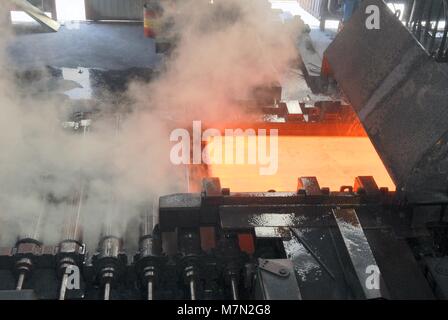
[206,136,395,192]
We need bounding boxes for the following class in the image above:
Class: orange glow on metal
[206,135,395,192]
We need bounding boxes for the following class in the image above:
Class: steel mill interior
[1,0,448,301]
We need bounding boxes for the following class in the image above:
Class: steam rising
[0,1,300,250]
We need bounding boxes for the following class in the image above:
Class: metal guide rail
[0,176,445,299]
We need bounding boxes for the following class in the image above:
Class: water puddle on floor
[60,67,93,100]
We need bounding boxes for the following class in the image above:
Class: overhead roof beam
[9,0,60,32]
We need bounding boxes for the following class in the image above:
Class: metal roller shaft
[59,272,69,300]
[104,281,111,300]
[147,279,154,300]
[16,272,25,291]
[189,278,196,301]
[230,276,239,300]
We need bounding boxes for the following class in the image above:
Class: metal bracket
[258,258,290,278]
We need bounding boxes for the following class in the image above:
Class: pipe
[230,276,239,300]
[147,279,154,300]
[189,278,196,301]
[104,281,111,300]
[15,272,25,291]
[59,272,69,300]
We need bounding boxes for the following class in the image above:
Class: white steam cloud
[0,0,300,251]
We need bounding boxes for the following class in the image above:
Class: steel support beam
[325,0,448,201]
[10,0,60,31]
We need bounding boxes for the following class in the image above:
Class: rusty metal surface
[325,0,448,200]
[297,176,322,195]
